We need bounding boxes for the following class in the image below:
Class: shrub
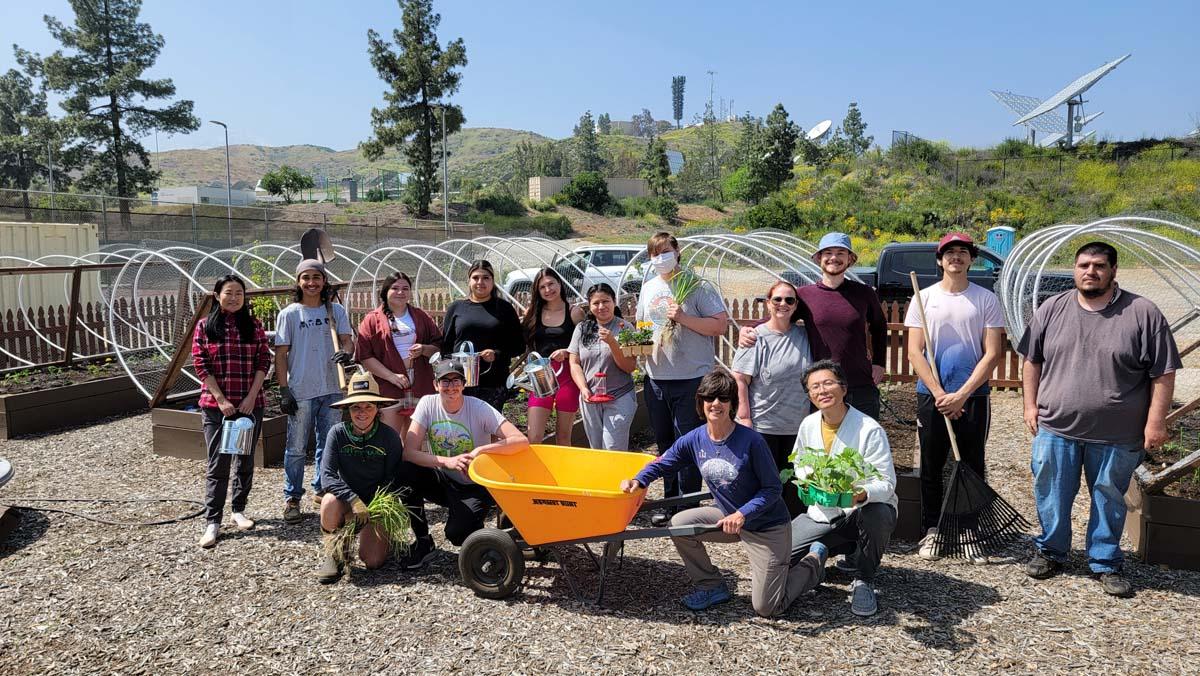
[527,198,557,212]
[888,138,947,167]
[365,187,387,202]
[475,213,572,239]
[722,167,753,202]
[474,190,525,216]
[737,195,799,231]
[619,196,678,222]
[702,198,726,212]
[560,171,610,213]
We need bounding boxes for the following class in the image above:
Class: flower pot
[799,484,855,508]
[619,344,654,358]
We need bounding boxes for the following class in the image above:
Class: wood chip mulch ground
[2,384,1199,674]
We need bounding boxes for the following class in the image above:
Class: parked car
[502,245,645,299]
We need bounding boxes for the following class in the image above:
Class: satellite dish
[806,120,833,141]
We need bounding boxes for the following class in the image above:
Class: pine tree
[362,0,467,216]
[759,103,799,192]
[597,113,611,135]
[671,76,686,129]
[31,0,199,227]
[639,137,671,196]
[734,114,762,167]
[841,101,873,156]
[0,58,66,218]
[573,110,603,173]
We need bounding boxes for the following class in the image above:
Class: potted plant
[617,321,655,358]
[780,447,881,509]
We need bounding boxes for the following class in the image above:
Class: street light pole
[210,120,233,246]
[441,104,449,236]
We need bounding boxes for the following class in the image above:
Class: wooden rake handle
[909,271,963,463]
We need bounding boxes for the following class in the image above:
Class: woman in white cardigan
[789,359,897,617]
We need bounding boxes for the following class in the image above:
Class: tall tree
[699,102,722,198]
[631,108,656,138]
[671,76,686,129]
[259,165,314,204]
[758,103,799,192]
[840,101,873,156]
[573,110,603,173]
[362,0,467,216]
[0,61,64,218]
[32,0,199,227]
[734,114,762,167]
[639,137,671,196]
[597,112,611,135]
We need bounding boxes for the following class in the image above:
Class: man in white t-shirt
[903,233,1004,561]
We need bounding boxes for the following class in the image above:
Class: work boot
[1097,572,1132,597]
[1024,551,1063,579]
[317,530,346,584]
[283,499,302,524]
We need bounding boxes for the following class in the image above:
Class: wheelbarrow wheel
[459,528,525,599]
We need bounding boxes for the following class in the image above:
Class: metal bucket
[451,341,482,387]
[522,351,560,398]
[218,415,256,456]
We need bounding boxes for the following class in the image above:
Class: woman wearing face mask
[191,274,272,549]
[521,268,586,444]
[568,283,638,450]
[636,232,730,526]
[354,271,443,439]
[731,280,812,516]
[441,259,525,412]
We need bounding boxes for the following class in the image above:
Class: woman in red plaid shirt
[192,274,273,548]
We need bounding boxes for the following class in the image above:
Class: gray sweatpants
[671,506,825,617]
[579,390,637,451]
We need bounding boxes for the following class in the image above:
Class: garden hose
[0,497,205,526]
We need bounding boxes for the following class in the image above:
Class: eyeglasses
[699,395,732,403]
[806,380,842,393]
[770,296,797,306]
[437,377,465,386]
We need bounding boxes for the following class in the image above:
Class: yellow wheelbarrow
[462,443,713,601]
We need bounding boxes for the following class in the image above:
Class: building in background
[152,185,257,206]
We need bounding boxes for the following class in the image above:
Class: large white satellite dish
[806,119,832,141]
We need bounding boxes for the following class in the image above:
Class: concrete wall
[528,177,649,201]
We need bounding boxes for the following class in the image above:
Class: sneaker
[198,523,219,548]
[316,553,343,584]
[681,584,731,611]
[834,556,859,575]
[398,536,438,570]
[231,512,255,531]
[918,528,942,561]
[1024,551,1063,579]
[650,510,671,528]
[311,491,326,508]
[849,579,878,617]
[283,499,302,524]
[1097,572,1132,597]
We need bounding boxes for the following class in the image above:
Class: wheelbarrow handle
[637,490,712,514]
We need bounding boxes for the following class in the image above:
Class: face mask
[650,251,677,275]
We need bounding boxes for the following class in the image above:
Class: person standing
[904,233,1005,560]
[637,232,729,526]
[276,259,355,524]
[521,267,586,444]
[568,283,638,450]
[1017,241,1180,597]
[192,275,272,548]
[739,232,887,418]
[440,259,525,412]
[731,280,812,517]
[355,271,442,440]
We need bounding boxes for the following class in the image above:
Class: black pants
[917,393,990,530]
[789,503,897,582]
[761,432,803,518]
[846,385,881,420]
[644,377,704,500]
[465,385,512,413]
[201,407,262,524]
[399,461,495,546]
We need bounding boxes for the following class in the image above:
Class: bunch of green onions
[325,487,413,563]
[660,269,705,347]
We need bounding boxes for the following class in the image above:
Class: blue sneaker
[681,584,731,611]
[849,579,878,617]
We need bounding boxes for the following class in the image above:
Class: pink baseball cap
[936,232,978,256]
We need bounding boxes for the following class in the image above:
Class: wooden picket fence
[2,292,1023,388]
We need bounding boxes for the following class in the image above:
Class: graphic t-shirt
[636,273,726,380]
[903,282,1005,397]
[389,310,417,373]
[410,394,506,484]
[274,302,353,401]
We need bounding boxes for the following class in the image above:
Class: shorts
[527,365,580,413]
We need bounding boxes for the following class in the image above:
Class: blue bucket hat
[813,232,855,261]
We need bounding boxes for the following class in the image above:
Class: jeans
[201,407,262,524]
[644,376,704,499]
[283,392,342,500]
[789,503,896,582]
[1030,429,1143,574]
[580,390,638,451]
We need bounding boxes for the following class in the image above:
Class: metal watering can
[450,341,484,388]
[219,415,256,456]
[508,351,562,398]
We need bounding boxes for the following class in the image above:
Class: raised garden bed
[1124,420,1200,570]
[151,405,290,468]
[0,369,146,439]
[880,384,923,542]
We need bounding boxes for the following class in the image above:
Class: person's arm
[238,371,267,416]
[274,345,290,388]
[1145,371,1175,450]
[865,287,888,384]
[191,320,212,384]
[670,308,729,337]
[319,426,357,504]
[855,426,897,506]
[730,343,758,426]
[440,303,459,357]
[1022,359,1042,436]
[733,371,754,428]
[499,300,526,365]
[335,304,355,353]
[603,323,638,374]
[472,420,528,457]
[732,433,783,523]
[627,437,691,488]
[937,327,1003,418]
[906,326,944,399]
[568,352,590,399]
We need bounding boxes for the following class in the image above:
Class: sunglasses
[770,296,797,306]
[700,395,732,403]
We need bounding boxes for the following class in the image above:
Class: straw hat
[331,371,397,408]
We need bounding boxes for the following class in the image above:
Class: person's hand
[716,511,745,535]
[216,397,236,417]
[853,490,868,505]
[935,390,967,417]
[391,372,410,390]
[581,388,593,401]
[278,386,299,416]
[236,396,256,416]
[409,343,425,360]
[871,364,885,385]
[1144,418,1169,451]
[946,408,965,421]
[737,326,758,348]
[1023,404,1038,436]
[619,479,642,493]
[350,497,370,527]
[550,349,570,362]
[665,301,684,322]
[331,350,354,366]
[598,326,616,345]
[479,349,497,363]
[441,454,471,472]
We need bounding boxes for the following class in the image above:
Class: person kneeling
[789,360,897,617]
[316,371,405,583]
[620,369,827,617]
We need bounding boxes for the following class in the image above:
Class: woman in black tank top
[521,268,585,444]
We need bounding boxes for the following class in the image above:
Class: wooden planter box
[1124,479,1200,571]
[151,406,290,468]
[0,374,146,440]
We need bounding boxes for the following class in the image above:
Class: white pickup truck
[502,244,645,298]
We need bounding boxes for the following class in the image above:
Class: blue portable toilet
[986,226,1016,257]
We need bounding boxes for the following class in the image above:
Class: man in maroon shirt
[740,232,887,419]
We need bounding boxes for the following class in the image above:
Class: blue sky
[2,0,1197,153]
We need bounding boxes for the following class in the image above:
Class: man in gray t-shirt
[1016,241,1180,597]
